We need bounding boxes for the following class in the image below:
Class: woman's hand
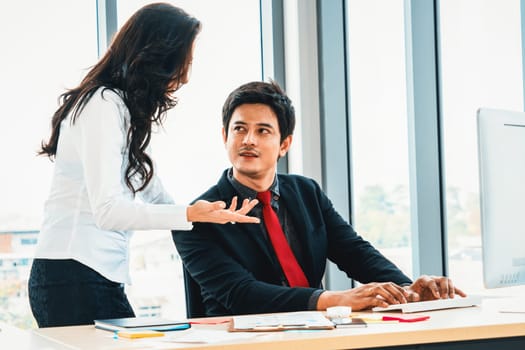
[187,196,260,224]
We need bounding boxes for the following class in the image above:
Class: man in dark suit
[172,81,465,317]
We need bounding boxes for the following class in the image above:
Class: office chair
[182,266,207,318]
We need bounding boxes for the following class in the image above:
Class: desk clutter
[95,309,433,339]
[228,309,432,332]
[28,297,524,349]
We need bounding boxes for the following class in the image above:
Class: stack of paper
[230,311,335,332]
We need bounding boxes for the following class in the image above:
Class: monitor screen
[477,107,525,288]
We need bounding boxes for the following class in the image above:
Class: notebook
[372,295,482,313]
[94,317,191,332]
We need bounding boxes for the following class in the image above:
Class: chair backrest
[182,266,207,318]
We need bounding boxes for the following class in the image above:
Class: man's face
[223,103,291,186]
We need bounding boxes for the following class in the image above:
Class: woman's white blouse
[34,88,192,284]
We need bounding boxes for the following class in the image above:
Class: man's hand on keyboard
[318,276,467,311]
[317,282,411,311]
[404,275,467,301]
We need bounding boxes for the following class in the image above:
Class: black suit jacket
[172,170,412,316]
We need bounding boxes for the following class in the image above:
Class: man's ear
[279,135,293,158]
[222,127,227,145]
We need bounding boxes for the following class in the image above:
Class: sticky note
[117,330,165,339]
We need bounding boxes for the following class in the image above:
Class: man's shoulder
[278,173,321,191]
[278,173,314,182]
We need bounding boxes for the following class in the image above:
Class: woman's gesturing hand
[187,196,260,224]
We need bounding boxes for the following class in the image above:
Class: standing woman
[29,3,258,328]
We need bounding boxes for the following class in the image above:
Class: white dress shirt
[34,87,192,284]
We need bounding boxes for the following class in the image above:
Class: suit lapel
[216,171,277,267]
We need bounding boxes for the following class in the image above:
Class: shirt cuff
[170,205,193,230]
[307,289,325,310]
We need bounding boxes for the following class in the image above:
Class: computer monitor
[477,107,525,288]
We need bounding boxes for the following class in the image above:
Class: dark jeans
[28,258,135,328]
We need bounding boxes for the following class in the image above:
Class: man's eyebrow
[256,122,275,129]
[231,121,275,129]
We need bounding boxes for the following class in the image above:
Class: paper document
[230,311,335,332]
[163,329,262,343]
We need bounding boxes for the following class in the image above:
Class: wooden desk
[0,322,71,350]
[31,298,525,350]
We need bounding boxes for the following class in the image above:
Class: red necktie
[257,191,309,287]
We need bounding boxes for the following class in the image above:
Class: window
[345,0,412,276]
[439,0,523,291]
[0,1,98,328]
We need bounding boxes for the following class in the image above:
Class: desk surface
[22,297,525,350]
[0,322,71,350]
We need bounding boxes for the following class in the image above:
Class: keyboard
[372,295,482,313]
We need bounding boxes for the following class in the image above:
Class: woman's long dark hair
[40,3,201,194]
